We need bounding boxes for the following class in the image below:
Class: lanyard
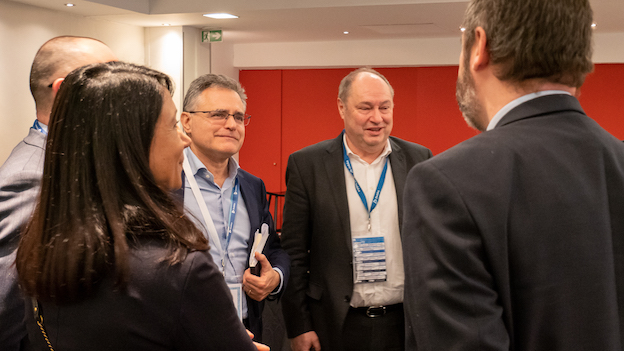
[223,178,240,253]
[32,120,47,136]
[342,143,388,231]
[182,156,240,274]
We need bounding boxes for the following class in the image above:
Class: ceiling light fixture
[203,13,238,19]
[591,23,597,29]
[343,31,349,34]
[162,23,171,26]
[460,27,466,32]
[65,3,75,6]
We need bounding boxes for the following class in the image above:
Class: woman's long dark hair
[16,62,208,304]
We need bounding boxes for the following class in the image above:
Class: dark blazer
[280,133,432,349]
[24,237,257,351]
[176,168,290,341]
[403,94,624,350]
[0,128,46,351]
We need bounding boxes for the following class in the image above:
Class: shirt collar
[184,147,240,184]
[33,120,48,134]
[486,90,572,131]
[342,134,392,165]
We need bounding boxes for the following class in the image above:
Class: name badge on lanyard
[343,143,389,284]
[352,236,387,283]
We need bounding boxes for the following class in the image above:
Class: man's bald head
[29,36,117,124]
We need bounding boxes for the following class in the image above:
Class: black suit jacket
[176,168,290,341]
[403,94,624,350]
[281,133,431,349]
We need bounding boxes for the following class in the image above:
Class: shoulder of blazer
[289,133,344,161]
[237,168,262,186]
[237,168,265,202]
[23,127,46,149]
[389,136,432,161]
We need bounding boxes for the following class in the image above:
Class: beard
[456,59,486,132]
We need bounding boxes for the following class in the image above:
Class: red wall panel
[239,63,624,196]
[577,64,624,140]
[280,68,352,191]
[238,70,282,192]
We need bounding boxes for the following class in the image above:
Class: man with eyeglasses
[179,74,289,343]
[280,68,431,351]
[0,36,117,351]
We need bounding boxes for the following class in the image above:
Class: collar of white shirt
[342,134,392,163]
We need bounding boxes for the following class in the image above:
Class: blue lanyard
[222,177,240,254]
[342,143,388,224]
[32,120,47,136]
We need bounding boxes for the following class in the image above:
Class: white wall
[182,26,211,100]
[233,32,624,69]
[144,26,184,110]
[0,0,144,164]
[212,41,239,81]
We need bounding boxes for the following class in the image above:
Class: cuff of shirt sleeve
[270,267,284,295]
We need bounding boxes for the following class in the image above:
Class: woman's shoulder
[127,237,216,290]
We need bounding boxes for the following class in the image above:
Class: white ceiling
[8,0,624,44]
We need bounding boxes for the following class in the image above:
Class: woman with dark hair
[16,61,263,351]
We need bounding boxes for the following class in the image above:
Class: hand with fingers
[243,252,280,301]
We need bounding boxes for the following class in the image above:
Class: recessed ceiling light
[65,3,75,6]
[162,23,171,26]
[343,31,349,35]
[460,27,466,32]
[203,13,238,19]
[591,23,597,29]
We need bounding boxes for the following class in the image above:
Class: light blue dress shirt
[183,147,251,317]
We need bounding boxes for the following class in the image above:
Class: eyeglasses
[186,110,251,126]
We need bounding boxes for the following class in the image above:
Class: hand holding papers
[244,223,281,301]
[249,223,270,276]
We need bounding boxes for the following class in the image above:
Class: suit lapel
[324,134,353,252]
[237,171,260,243]
[388,138,407,233]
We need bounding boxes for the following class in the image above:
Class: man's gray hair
[338,68,394,103]
[183,74,247,111]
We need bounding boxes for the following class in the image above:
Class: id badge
[227,283,243,321]
[352,236,387,284]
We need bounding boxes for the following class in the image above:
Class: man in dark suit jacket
[402,0,624,350]
[281,68,431,351]
[178,73,289,342]
[0,36,117,351]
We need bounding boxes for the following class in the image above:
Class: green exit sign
[202,30,223,42]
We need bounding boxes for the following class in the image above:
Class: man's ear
[471,26,490,72]
[51,78,64,94]
[337,98,345,120]
[180,112,192,135]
